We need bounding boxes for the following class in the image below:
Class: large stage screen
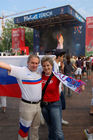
[40,25,73,54]
[39,24,85,56]
[34,23,85,56]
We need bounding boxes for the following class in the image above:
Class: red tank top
[42,74,60,102]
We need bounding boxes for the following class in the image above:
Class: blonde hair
[41,56,54,67]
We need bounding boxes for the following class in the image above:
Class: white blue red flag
[0,68,21,98]
[53,71,85,93]
[0,56,29,98]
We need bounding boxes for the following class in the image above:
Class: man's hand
[81,85,85,91]
[0,62,11,71]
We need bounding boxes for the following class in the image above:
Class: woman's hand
[81,85,85,91]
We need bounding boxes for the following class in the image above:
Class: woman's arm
[0,62,11,71]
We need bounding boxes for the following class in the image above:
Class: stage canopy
[14,5,85,29]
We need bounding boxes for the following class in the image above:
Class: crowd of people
[0,52,93,140]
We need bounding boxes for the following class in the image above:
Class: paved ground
[0,74,93,140]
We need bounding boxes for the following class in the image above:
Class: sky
[0,0,93,35]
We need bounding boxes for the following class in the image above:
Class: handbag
[40,72,54,107]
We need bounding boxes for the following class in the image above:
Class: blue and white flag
[53,71,85,93]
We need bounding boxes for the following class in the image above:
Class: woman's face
[42,61,52,75]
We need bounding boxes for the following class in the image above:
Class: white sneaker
[84,129,93,140]
[62,119,69,125]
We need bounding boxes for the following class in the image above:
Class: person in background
[0,96,6,113]
[41,56,64,140]
[64,55,75,97]
[0,54,42,140]
[70,56,77,77]
[86,56,92,79]
[70,56,76,66]
[82,57,87,77]
[75,56,82,80]
[53,50,69,125]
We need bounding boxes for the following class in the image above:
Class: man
[75,56,82,80]
[0,54,42,140]
[53,50,69,125]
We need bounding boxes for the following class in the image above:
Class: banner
[12,28,25,53]
[86,17,93,56]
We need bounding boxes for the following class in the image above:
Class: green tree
[25,28,33,52]
[1,19,18,51]
[0,19,33,52]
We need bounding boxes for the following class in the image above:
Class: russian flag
[0,55,28,98]
[0,68,21,98]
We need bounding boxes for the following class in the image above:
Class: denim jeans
[60,91,66,110]
[41,100,64,140]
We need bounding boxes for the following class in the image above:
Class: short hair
[55,50,65,58]
[78,56,81,60]
[66,55,71,60]
[41,56,54,67]
[27,54,40,63]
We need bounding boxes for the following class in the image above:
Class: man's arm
[0,62,11,71]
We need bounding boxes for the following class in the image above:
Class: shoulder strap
[41,72,54,100]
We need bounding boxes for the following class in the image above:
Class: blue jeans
[60,91,66,110]
[41,100,64,140]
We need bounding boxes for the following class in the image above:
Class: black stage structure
[14,5,86,56]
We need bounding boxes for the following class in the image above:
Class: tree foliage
[0,19,33,52]
[25,28,33,52]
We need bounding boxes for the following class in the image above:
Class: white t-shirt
[9,65,42,102]
[53,61,60,73]
[53,60,62,93]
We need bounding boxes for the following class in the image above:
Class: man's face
[27,57,39,72]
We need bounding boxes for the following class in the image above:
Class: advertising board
[86,17,93,56]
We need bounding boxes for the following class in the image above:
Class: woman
[41,56,64,140]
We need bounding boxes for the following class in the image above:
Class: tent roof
[14,5,85,29]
